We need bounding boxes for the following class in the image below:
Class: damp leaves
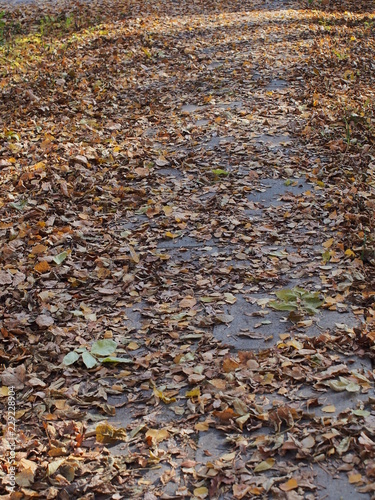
[0,0,374,498]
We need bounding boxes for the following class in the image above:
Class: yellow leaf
[249,486,263,495]
[345,249,355,258]
[142,47,152,58]
[193,487,208,498]
[322,238,334,249]
[153,387,176,404]
[286,339,304,350]
[186,387,200,398]
[96,422,127,444]
[262,372,274,385]
[195,421,209,431]
[165,231,178,239]
[145,428,169,444]
[163,205,173,216]
[348,473,362,484]
[279,333,290,340]
[0,386,9,397]
[127,342,139,351]
[280,478,298,491]
[128,245,140,263]
[138,477,152,485]
[254,458,275,472]
[322,405,336,413]
[48,447,67,457]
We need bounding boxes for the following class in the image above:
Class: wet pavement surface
[2,0,373,498]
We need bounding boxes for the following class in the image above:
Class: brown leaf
[223,357,240,372]
[179,296,197,308]
[279,478,298,492]
[145,428,170,444]
[35,314,54,328]
[1,364,26,389]
[32,244,48,255]
[34,261,51,273]
[0,270,12,285]
[213,408,239,422]
[96,422,127,444]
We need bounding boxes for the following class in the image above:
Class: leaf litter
[0,0,374,498]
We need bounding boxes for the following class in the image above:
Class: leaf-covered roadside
[0,0,374,498]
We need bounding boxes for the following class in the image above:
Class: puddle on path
[196,429,231,463]
[157,235,207,249]
[156,166,184,179]
[194,119,209,126]
[253,134,292,148]
[216,100,243,109]
[181,104,202,113]
[247,177,309,208]
[264,78,289,91]
[313,465,371,500]
[204,135,235,149]
[207,61,223,70]
[212,293,360,351]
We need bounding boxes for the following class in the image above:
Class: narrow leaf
[101,356,133,364]
[53,251,69,265]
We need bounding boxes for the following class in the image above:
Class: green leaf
[200,296,216,303]
[82,351,98,368]
[302,304,319,316]
[345,382,361,393]
[101,356,133,364]
[9,200,27,211]
[53,251,69,265]
[270,287,323,316]
[336,436,351,455]
[304,296,323,306]
[91,339,117,356]
[269,300,297,312]
[211,169,229,176]
[254,458,275,472]
[63,351,80,366]
[352,409,370,417]
[275,289,297,302]
[328,379,348,391]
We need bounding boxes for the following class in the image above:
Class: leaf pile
[0,0,374,498]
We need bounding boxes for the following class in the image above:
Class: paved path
[1,0,373,498]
